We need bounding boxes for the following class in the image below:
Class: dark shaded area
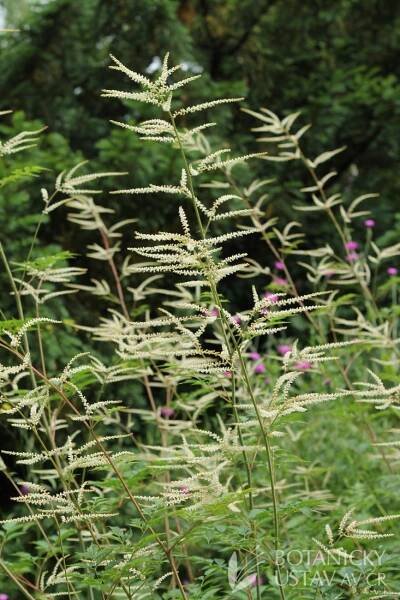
[0,1,399,198]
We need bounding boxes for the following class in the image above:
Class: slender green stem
[169,111,286,599]
[18,188,54,292]
[54,515,74,600]
[35,293,47,376]
[0,240,36,386]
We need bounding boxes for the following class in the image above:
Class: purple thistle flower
[160,406,175,418]
[274,260,285,271]
[249,351,261,361]
[295,360,312,371]
[364,219,375,228]
[277,344,292,356]
[254,363,266,374]
[19,483,29,496]
[387,267,398,276]
[345,240,359,250]
[346,252,359,262]
[0,595,9,600]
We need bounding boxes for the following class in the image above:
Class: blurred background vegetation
[0,0,399,344]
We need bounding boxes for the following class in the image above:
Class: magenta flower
[273,276,288,286]
[223,370,232,378]
[160,406,175,418]
[387,267,398,276]
[254,363,266,374]
[249,351,261,361]
[0,595,9,600]
[274,260,285,271]
[277,344,292,356]
[180,486,190,495]
[345,241,359,250]
[295,360,312,371]
[232,314,242,325]
[364,219,376,228]
[346,252,359,262]
[263,292,278,303]
[209,307,219,317]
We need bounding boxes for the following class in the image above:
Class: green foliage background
[1,0,399,427]
[1,0,400,252]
